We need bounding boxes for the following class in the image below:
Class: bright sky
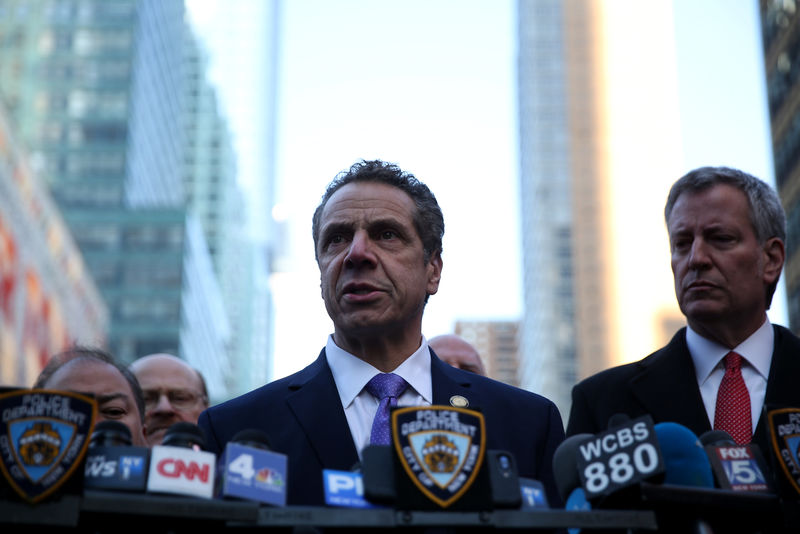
[187,0,786,382]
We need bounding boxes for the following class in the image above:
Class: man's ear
[763,237,785,286]
[426,251,443,295]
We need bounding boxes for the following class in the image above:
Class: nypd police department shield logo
[392,405,485,508]
[0,389,96,503]
[767,406,800,496]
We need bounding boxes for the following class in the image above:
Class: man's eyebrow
[96,392,129,404]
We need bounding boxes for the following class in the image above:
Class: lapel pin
[449,395,469,408]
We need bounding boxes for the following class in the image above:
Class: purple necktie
[365,373,408,445]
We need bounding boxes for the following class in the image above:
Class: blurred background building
[0,0,276,401]
[455,320,520,387]
[761,0,800,333]
[0,102,108,386]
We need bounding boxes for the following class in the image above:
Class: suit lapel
[628,329,712,435]
[430,350,483,409]
[285,350,359,470]
[756,325,800,444]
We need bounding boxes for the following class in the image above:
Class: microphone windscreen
[162,421,207,450]
[607,413,631,429]
[230,429,272,450]
[654,422,714,488]
[552,433,593,501]
[90,420,133,447]
[698,429,735,446]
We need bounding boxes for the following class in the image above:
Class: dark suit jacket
[566,325,800,455]
[198,348,565,507]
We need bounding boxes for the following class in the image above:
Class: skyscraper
[760,0,800,332]
[0,102,108,386]
[455,320,520,387]
[517,0,684,416]
[0,0,232,398]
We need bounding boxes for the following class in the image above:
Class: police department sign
[392,406,485,508]
[0,389,96,503]
[767,407,800,496]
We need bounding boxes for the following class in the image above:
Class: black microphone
[162,421,208,451]
[553,433,594,503]
[215,428,288,506]
[147,422,216,498]
[607,413,631,429]
[83,420,150,492]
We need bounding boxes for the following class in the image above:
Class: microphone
[653,422,714,488]
[700,429,772,492]
[216,428,287,506]
[552,433,594,503]
[574,414,665,503]
[147,422,216,498]
[162,421,208,451]
[83,421,149,492]
[607,413,631,429]
[360,443,527,510]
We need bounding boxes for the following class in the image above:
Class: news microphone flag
[575,414,665,499]
[217,441,287,506]
[83,420,149,492]
[323,469,381,508]
[147,445,216,498]
[700,429,771,492]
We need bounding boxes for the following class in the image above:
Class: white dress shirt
[325,335,433,456]
[687,318,772,432]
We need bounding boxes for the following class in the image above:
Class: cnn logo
[157,458,211,482]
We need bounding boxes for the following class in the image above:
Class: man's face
[317,182,442,343]
[668,184,784,341]
[131,355,208,447]
[45,359,147,447]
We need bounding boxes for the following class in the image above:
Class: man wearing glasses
[129,353,209,447]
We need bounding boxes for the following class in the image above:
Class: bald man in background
[35,347,147,447]
[429,334,487,376]
[129,353,209,447]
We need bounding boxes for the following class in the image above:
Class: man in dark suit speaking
[567,166,800,456]
[198,159,565,506]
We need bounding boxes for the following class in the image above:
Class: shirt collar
[325,334,433,408]
[688,318,773,385]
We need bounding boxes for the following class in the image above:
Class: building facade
[0,104,108,387]
[761,0,800,332]
[0,0,232,398]
[455,320,521,387]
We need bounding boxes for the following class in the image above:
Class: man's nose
[344,231,376,267]
[152,393,176,413]
[688,238,712,268]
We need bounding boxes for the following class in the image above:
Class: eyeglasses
[142,389,206,411]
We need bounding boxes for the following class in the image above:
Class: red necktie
[713,351,752,445]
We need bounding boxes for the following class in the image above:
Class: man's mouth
[342,282,383,301]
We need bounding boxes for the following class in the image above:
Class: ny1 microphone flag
[0,389,96,503]
[391,405,485,508]
[83,420,149,492]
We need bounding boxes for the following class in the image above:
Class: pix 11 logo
[0,389,96,503]
[392,406,485,508]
